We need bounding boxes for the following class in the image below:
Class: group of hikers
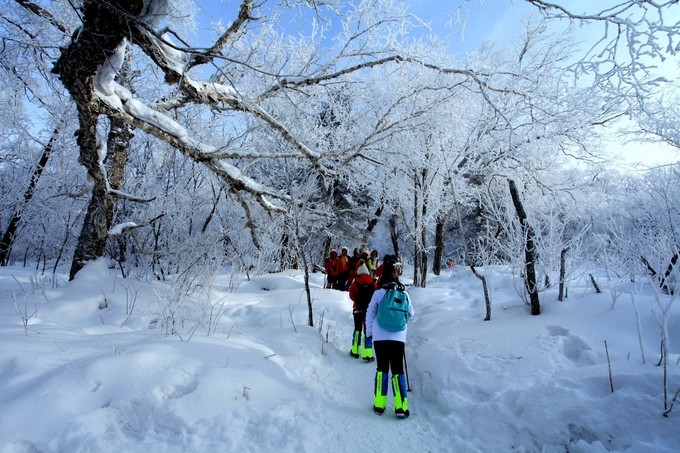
[323,247,380,291]
[324,247,415,418]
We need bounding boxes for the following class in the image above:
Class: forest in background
[1,0,679,317]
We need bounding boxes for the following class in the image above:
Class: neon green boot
[392,374,410,418]
[373,371,388,414]
[350,331,360,358]
[362,335,374,362]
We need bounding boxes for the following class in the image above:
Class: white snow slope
[0,260,678,452]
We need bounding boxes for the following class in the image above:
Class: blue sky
[191,0,533,56]
[406,0,531,53]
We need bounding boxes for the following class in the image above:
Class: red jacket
[349,274,377,310]
[325,256,340,277]
[375,263,400,279]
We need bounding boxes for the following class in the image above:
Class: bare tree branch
[14,0,69,34]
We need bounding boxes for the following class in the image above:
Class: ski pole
[404,349,411,391]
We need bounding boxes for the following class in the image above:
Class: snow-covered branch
[97,96,289,207]
[524,0,679,95]
[108,214,164,237]
[190,0,254,68]
[258,55,405,101]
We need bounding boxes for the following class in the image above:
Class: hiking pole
[404,350,412,392]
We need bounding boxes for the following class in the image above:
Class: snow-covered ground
[0,260,678,452]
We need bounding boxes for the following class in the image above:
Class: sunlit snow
[1,261,678,452]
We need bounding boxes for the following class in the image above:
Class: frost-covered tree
[418,19,618,313]
[523,0,680,162]
[0,0,86,270]
[7,0,433,279]
[5,0,679,290]
[523,0,679,96]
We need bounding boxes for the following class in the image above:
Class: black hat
[383,254,398,265]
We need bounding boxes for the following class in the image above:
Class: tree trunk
[508,179,540,315]
[69,182,110,280]
[291,215,313,327]
[558,247,568,301]
[152,222,165,280]
[589,273,601,293]
[52,0,144,280]
[0,126,60,266]
[201,184,224,234]
[471,266,491,321]
[104,111,134,264]
[321,233,332,266]
[419,167,429,288]
[388,213,400,259]
[280,230,290,270]
[69,117,132,281]
[105,116,133,218]
[433,214,444,276]
[52,212,75,275]
[433,177,452,276]
[413,172,420,286]
[659,254,679,295]
[640,255,657,277]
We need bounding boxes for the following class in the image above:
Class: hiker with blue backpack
[365,255,414,418]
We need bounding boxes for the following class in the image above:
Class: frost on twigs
[524,0,680,101]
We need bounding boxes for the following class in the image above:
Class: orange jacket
[337,254,349,273]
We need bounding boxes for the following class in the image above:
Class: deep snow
[0,260,678,452]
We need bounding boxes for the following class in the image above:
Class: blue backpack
[376,285,411,332]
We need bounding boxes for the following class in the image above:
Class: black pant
[374,340,404,374]
[353,310,366,333]
[338,271,349,291]
[331,275,344,290]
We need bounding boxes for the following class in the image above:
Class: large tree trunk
[508,179,540,315]
[69,182,110,280]
[104,112,134,265]
[105,116,133,216]
[70,114,132,281]
[52,1,142,279]
[0,126,60,266]
[69,109,133,281]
